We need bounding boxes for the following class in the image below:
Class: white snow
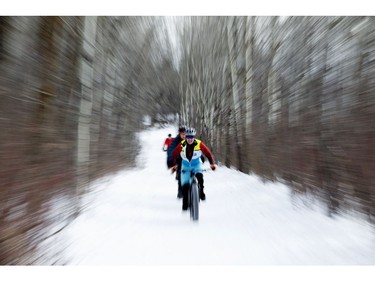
[61,125,375,266]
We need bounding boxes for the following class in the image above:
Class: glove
[171,165,178,174]
[210,164,216,171]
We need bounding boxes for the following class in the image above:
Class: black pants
[195,173,204,189]
[176,163,182,189]
[182,183,189,209]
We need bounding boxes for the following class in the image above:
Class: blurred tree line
[1,16,375,264]
[177,17,375,221]
[0,16,179,264]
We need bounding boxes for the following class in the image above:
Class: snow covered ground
[60,125,375,266]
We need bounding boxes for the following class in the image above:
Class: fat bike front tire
[190,181,199,221]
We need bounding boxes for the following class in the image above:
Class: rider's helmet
[178,125,187,133]
[168,134,172,137]
[185,127,196,137]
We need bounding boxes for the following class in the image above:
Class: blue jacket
[167,134,183,168]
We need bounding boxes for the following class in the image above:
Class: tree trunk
[226,17,244,171]
[77,16,98,196]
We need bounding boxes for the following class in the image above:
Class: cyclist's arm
[162,139,168,151]
[200,143,214,165]
[171,144,182,166]
[167,137,179,167]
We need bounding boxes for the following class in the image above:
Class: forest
[178,17,375,220]
[0,16,374,264]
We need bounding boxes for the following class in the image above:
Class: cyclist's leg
[176,159,183,198]
[177,170,183,198]
[182,184,189,210]
[192,162,205,200]
[195,173,205,200]
[175,158,182,180]
[180,164,191,210]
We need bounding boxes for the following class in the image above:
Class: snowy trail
[62,126,375,265]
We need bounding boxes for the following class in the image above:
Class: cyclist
[162,134,174,151]
[167,126,187,198]
[171,127,216,211]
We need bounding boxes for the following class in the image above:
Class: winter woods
[0,16,179,264]
[1,16,375,264]
[177,16,375,220]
